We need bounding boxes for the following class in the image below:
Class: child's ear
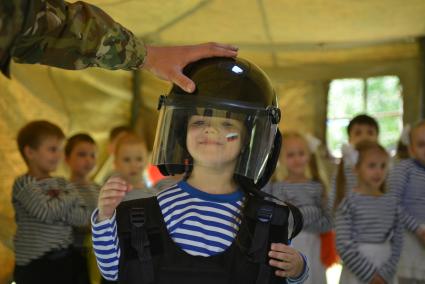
[108,142,115,155]
[24,145,35,161]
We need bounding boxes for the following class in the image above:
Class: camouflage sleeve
[10,0,146,70]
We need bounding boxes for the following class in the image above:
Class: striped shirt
[72,182,100,248]
[92,181,309,283]
[388,158,425,232]
[328,162,358,212]
[335,192,403,283]
[263,181,332,233]
[13,175,91,265]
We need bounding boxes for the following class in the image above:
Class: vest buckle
[257,206,273,223]
[130,207,145,228]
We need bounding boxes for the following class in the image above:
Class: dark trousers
[101,278,118,284]
[71,247,91,284]
[14,248,73,284]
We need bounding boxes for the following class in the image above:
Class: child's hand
[97,176,132,222]
[416,225,425,244]
[268,243,304,278]
[369,273,386,284]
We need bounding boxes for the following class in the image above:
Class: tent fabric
[1,1,424,282]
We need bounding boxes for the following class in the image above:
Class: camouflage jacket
[0,0,146,76]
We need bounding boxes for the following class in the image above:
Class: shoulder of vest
[244,195,289,226]
[116,197,160,233]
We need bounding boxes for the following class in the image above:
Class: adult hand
[369,273,386,284]
[268,243,304,278]
[143,42,238,93]
[97,176,132,222]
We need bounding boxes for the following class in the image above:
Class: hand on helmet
[143,42,238,93]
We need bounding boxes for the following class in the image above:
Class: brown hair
[395,140,409,160]
[65,133,96,157]
[333,141,388,210]
[281,132,328,204]
[347,114,379,136]
[114,133,147,157]
[109,125,132,142]
[17,120,65,163]
[333,159,346,212]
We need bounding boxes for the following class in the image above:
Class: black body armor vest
[116,194,303,284]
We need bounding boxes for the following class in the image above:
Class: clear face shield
[151,97,279,183]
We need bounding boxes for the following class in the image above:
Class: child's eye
[368,163,377,168]
[191,120,206,126]
[77,152,86,157]
[123,157,131,163]
[222,121,234,127]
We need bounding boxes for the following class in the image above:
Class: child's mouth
[199,140,222,145]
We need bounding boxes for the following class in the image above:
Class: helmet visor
[151,101,278,183]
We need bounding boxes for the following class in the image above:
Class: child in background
[114,133,157,200]
[94,125,132,184]
[329,114,380,213]
[13,120,91,284]
[91,57,309,283]
[336,141,403,284]
[65,133,100,284]
[263,131,332,284]
[389,121,425,284]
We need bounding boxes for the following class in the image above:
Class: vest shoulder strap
[117,197,160,284]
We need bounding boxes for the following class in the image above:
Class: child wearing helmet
[91,57,309,283]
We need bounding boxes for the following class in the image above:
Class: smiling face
[186,115,243,169]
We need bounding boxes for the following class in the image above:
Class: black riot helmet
[151,57,282,188]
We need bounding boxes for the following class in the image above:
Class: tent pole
[420,37,425,119]
[131,69,141,128]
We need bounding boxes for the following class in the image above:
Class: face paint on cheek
[226,133,239,142]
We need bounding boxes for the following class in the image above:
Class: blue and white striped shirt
[92,181,309,282]
[335,192,403,283]
[157,182,243,256]
[263,181,332,233]
[388,158,425,232]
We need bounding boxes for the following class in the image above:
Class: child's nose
[203,123,219,134]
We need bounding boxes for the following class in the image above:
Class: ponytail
[333,158,346,212]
